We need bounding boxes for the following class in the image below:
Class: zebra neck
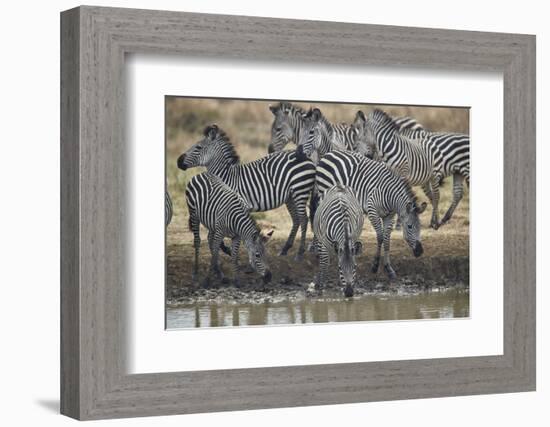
[375,123,398,157]
[206,158,238,180]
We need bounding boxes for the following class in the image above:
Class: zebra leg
[382,215,397,280]
[315,242,329,290]
[280,199,299,256]
[429,176,441,229]
[368,210,383,274]
[308,192,320,254]
[203,230,224,288]
[441,173,464,225]
[220,240,232,256]
[189,211,201,283]
[293,196,309,261]
[230,237,241,288]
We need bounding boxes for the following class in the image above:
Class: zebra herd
[170,101,470,297]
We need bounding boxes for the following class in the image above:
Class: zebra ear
[312,108,322,121]
[416,202,427,214]
[204,124,219,139]
[356,110,366,122]
[269,104,278,115]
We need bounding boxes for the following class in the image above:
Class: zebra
[354,109,469,228]
[185,172,273,287]
[177,124,316,260]
[316,150,427,280]
[313,184,364,297]
[165,191,173,226]
[270,104,357,162]
[269,101,425,155]
[295,107,356,163]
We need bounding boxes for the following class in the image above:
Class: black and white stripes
[313,184,364,297]
[177,124,316,259]
[354,109,469,228]
[316,150,427,280]
[185,173,273,286]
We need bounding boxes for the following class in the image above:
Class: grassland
[166,98,469,294]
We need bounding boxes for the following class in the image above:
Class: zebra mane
[371,109,399,131]
[203,125,240,165]
[395,173,419,206]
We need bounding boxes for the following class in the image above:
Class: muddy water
[166,288,469,329]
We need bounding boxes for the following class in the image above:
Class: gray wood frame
[60,5,536,420]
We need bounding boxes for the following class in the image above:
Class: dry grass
[166,97,469,263]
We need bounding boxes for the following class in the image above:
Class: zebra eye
[255,252,261,258]
[309,130,315,135]
[407,224,413,230]
[196,145,202,151]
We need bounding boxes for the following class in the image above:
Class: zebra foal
[185,173,273,287]
[177,124,316,260]
[316,150,427,280]
[313,185,364,297]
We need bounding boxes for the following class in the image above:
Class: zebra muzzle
[413,242,424,258]
[295,145,308,161]
[263,270,272,284]
[177,153,188,170]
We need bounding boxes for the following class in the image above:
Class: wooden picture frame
[60,5,536,420]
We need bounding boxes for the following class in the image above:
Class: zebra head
[353,110,378,159]
[334,226,362,298]
[296,108,326,161]
[399,200,427,258]
[177,124,238,171]
[245,229,274,284]
[268,102,301,153]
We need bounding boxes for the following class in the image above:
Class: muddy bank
[166,236,469,306]
[167,254,468,307]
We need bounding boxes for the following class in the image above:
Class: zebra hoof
[371,263,380,274]
[201,277,211,288]
[293,252,304,262]
[221,277,230,285]
[233,278,241,288]
[430,222,440,230]
[384,265,397,281]
[279,247,290,256]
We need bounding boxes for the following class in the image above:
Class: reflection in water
[166,289,469,329]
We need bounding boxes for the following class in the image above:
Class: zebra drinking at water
[313,184,364,297]
[316,150,427,280]
[354,109,469,228]
[185,172,273,287]
[177,124,316,260]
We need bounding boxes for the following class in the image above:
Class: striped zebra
[354,109,469,228]
[316,150,427,280]
[269,103,357,158]
[269,102,425,156]
[313,184,364,297]
[185,172,273,287]
[165,191,173,226]
[295,107,357,163]
[177,124,316,260]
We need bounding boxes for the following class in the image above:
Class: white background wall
[0,0,547,425]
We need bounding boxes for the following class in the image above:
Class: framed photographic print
[61,6,536,420]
